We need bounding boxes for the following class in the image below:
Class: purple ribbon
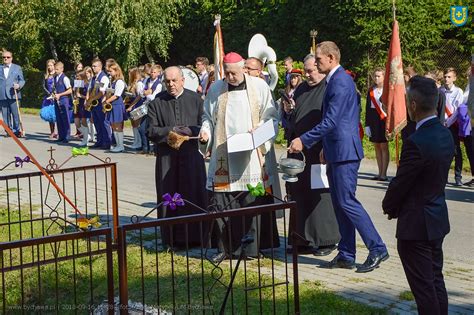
[162,192,185,210]
[14,156,31,168]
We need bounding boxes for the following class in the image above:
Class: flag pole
[392,0,396,21]
[395,134,400,166]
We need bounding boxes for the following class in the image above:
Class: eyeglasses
[245,67,259,71]
[2,56,12,59]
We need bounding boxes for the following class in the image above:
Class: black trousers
[397,238,448,315]
[211,191,280,256]
[462,134,474,176]
[449,125,463,180]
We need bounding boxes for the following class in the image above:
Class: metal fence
[117,202,299,315]
[0,162,301,314]
[0,228,114,314]
[0,163,120,244]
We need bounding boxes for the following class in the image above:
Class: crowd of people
[1,44,473,315]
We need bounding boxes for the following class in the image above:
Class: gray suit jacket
[0,63,25,100]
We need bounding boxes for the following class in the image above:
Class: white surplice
[200,75,279,192]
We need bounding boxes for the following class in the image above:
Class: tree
[97,0,184,69]
[0,0,184,70]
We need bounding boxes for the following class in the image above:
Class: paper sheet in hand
[73,80,84,88]
[227,119,275,153]
[311,164,330,189]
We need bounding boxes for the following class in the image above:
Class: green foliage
[399,290,415,301]
[21,68,45,108]
[0,0,183,71]
[0,0,470,98]
[98,0,183,69]
[167,0,470,94]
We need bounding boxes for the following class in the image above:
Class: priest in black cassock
[283,54,340,255]
[147,66,208,249]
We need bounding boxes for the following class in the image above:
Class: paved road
[1,114,473,314]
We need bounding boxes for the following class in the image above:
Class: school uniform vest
[144,77,161,93]
[55,74,70,106]
[90,71,107,105]
[111,80,124,106]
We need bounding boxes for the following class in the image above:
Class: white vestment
[200,75,279,192]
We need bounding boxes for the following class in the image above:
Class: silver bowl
[278,151,305,182]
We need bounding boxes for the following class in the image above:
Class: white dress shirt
[145,78,163,101]
[416,115,437,130]
[113,80,125,97]
[56,74,72,89]
[326,65,341,84]
[3,64,10,79]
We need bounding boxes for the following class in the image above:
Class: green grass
[398,290,415,301]
[0,207,386,314]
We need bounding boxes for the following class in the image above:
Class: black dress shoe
[370,175,380,180]
[356,252,389,273]
[319,256,355,269]
[463,179,474,187]
[454,178,463,186]
[313,245,337,256]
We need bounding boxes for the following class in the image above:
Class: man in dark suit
[0,50,25,136]
[383,76,454,315]
[289,41,388,273]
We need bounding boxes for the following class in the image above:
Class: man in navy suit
[383,76,454,315]
[0,50,25,136]
[289,41,388,273]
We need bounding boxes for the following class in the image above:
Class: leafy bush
[21,68,44,108]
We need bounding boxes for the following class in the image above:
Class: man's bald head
[164,66,185,97]
[244,57,263,78]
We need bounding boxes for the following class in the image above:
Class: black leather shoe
[314,245,337,256]
[356,252,389,273]
[319,256,355,269]
[454,178,463,186]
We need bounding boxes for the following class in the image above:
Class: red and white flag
[213,15,225,81]
[381,20,407,141]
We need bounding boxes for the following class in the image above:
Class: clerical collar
[228,80,246,91]
[174,89,184,99]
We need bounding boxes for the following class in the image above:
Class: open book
[227,119,275,153]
